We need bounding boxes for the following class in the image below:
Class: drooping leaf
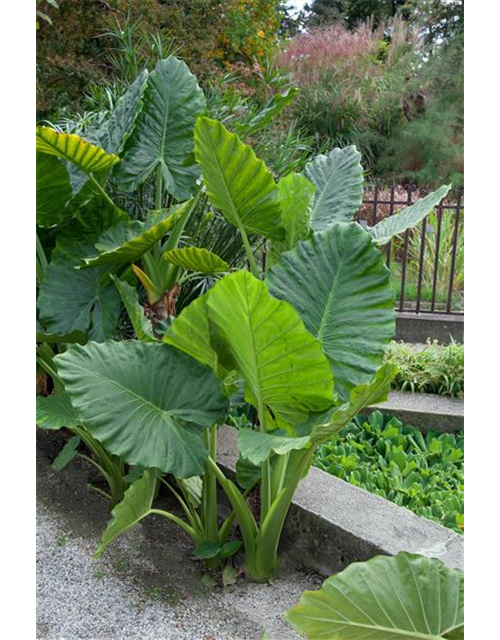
[95,469,158,558]
[236,87,299,138]
[52,436,81,471]
[36,152,72,227]
[115,57,206,199]
[267,223,395,399]
[112,276,158,342]
[238,429,310,466]
[304,146,363,232]
[80,203,187,268]
[97,70,149,155]
[206,272,334,425]
[310,364,397,444]
[55,341,229,477]
[37,203,129,341]
[36,327,87,345]
[287,552,464,640]
[37,237,122,341]
[36,391,81,430]
[269,173,315,262]
[368,185,452,245]
[194,117,284,241]
[163,246,229,274]
[36,126,120,174]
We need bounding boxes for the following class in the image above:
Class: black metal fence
[358,185,464,315]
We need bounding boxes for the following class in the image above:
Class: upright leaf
[55,341,229,477]
[97,70,149,155]
[287,552,464,640]
[36,126,120,174]
[304,146,363,232]
[95,470,157,558]
[270,173,315,261]
[112,276,158,342]
[194,117,284,241]
[52,436,81,471]
[368,185,452,245]
[267,223,395,399]
[206,272,334,425]
[36,152,72,227]
[115,57,206,199]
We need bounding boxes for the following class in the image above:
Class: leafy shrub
[313,411,464,533]
[384,340,464,397]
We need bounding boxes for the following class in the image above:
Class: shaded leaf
[112,276,158,342]
[238,429,310,466]
[52,436,81,471]
[236,87,299,137]
[36,392,81,430]
[36,152,72,227]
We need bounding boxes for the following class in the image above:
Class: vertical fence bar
[446,191,462,313]
[399,186,413,312]
[415,212,428,314]
[386,185,395,267]
[372,185,379,226]
[430,202,443,312]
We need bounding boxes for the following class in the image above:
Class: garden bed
[313,412,464,534]
[37,430,321,640]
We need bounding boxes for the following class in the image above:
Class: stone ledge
[217,425,464,576]
[396,311,464,344]
[362,390,464,433]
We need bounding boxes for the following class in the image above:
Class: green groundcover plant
[287,552,464,639]
[314,411,464,533]
[384,340,464,397]
[36,56,452,582]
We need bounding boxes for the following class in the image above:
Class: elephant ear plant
[37,55,454,580]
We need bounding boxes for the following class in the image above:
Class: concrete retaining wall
[217,426,464,576]
[396,311,464,344]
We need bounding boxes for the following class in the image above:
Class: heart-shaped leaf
[267,223,395,399]
[304,146,363,232]
[194,117,284,241]
[115,57,206,199]
[287,552,464,640]
[55,341,229,477]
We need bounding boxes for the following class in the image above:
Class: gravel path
[37,431,322,640]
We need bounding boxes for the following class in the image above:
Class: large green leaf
[194,117,284,241]
[37,205,128,341]
[304,146,363,232]
[95,469,157,558]
[36,126,120,174]
[55,341,229,477]
[205,272,334,425]
[267,223,395,399]
[368,185,452,245]
[310,363,397,444]
[97,70,149,155]
[36,152,72,227]
[270,173,315,262]
[80,204,187,269]
[115,57,206,199]
[163,247,229,274]
[36,391,81,430]
[287,552,464,640]
[238,429,310,466]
